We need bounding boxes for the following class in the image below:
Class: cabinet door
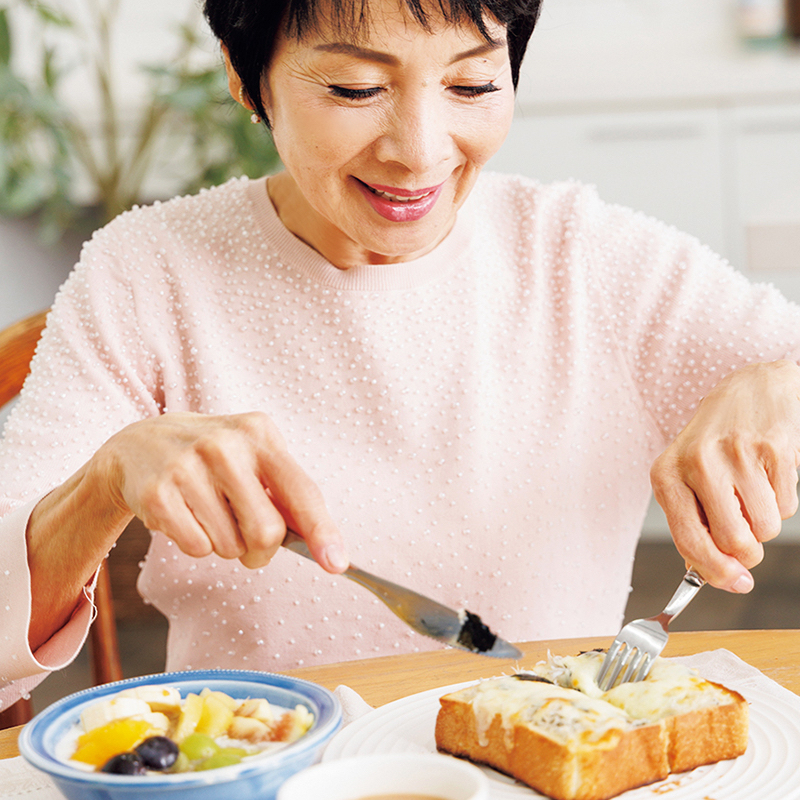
[488,108,727,258]
[726,104,800,298]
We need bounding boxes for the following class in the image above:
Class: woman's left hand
[650,360,800,593]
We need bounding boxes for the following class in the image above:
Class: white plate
[323,680,800,799]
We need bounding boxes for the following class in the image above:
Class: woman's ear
[221,44,252,110]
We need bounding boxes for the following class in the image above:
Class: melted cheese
[531,651,730,721]
[458,677,633,748]
[446,652,734,756]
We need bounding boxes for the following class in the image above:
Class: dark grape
[101,752,147,775]
[135,736,180,771]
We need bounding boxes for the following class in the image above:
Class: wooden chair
[0,310,123,729]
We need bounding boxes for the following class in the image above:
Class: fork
[596,567,706,691]
[281,530,523,659]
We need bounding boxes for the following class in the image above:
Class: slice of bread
[435,650,748,800]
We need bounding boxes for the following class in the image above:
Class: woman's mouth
[356,179,444,222]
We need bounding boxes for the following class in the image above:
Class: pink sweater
[2,172,799,708]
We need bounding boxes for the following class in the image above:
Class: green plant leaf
[42,45,59,89]
[0,5,280,240]
[0,9,11,67]
[0,169,50,216]
[30,2,73,28]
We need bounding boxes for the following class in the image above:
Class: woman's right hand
[97,411,348,572]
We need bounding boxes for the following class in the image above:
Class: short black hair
[203,0,543,125]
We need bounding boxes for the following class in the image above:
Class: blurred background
[0,0,798,712]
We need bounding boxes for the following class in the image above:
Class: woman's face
[259,0,515,268]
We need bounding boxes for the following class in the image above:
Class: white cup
[277,753,490,800]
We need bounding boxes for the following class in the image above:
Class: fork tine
[597,640,623,690]
[601,644,635,691]
[618,649,647,686]
[631,652,653,683]
[598,568,706,691]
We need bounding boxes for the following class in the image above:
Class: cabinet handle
[587,125,702,143]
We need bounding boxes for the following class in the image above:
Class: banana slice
[116,686,182,713]
[139,710,170,733]
[80,697,152,733]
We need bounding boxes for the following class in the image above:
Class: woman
[2,0,799,709]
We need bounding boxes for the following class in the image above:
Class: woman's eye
[329,85,383,100]
[451,83,501,98]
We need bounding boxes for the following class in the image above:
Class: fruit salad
[61,685,314,775]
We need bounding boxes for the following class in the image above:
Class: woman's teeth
[372,187,430,203]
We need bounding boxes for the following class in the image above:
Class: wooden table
[1,629,797,760]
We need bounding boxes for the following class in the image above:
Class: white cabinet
[724,104,800,298]
[489,107,728,258]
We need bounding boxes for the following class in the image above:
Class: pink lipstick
[356,179,444,222]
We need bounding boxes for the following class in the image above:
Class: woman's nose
[374,91,456,173]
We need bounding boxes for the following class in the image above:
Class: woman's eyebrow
[314,42,398,65]
[448,39,507,65]
[313,38,506,66]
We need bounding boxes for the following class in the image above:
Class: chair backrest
[0,310,49,408]
[0,311,122,729]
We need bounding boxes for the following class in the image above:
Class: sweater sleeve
[0,221,162,709]
[577,187,800,444]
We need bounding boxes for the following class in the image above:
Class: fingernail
[324,544,349,572]
[732,574,754,594]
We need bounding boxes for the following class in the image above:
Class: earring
[238,86,260,124]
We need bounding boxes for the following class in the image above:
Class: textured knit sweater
[2,172,799,709]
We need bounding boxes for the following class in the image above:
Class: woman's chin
[351,215,457,265]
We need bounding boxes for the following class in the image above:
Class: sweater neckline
[245,176,473,291]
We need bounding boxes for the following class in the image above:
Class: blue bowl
[18,669,342,800]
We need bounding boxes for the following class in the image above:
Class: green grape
[196,750,244,771]
[179,733,219,761]
[169,752,192,773]
[218,746,249,758]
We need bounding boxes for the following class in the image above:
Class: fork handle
[662,567,706,622]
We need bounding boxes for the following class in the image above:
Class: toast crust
[664,682,749,773]
[434,658,749,800]
[436,695,669,800]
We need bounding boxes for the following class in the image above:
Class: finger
[216,468,289,569]
[220,412,348,572]
[138,481,215,560]
[765,453,800,522]
[180,480,248,561]
[265,458,348,573]
[255,450,348,573]
[679,444,766,569]
[696,483,764,571]
[160,444,249,560]
[729,468,782,544]
[189,429,286,566]
[653,475,754,593]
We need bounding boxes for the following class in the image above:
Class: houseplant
[0,0,280,242]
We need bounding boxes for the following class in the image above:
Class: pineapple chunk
[174,693,204,742]
[199,687,238,711]
[195,692,235,738]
